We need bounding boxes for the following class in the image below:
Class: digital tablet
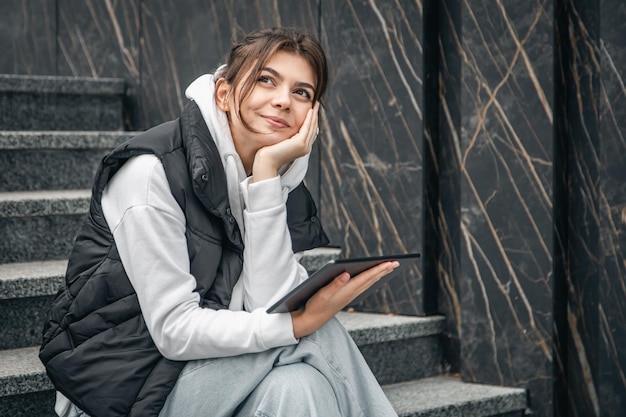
[267,253,420,313]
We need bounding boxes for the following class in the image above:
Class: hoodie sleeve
[101,154,297,361]
[238,176,309,311]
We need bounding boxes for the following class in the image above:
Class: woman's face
[217,50,317,155]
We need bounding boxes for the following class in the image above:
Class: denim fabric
[158,317,397,417]
[233,362,342,417]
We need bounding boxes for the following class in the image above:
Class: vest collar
[181,101,243,250]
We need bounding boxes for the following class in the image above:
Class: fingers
[325,272,350,291]
[347,261,399,294]
[311,101,320,136]
[300,101,320,150]
[292,261,399,338]
[322,261,399,303]
[290,101,320,149]
[307,102,320,150]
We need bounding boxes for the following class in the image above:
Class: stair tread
[383,376,527,417]
[0,131,134,149]
[0,346,525,416]
[0,260,67,299]
[0,189,90,218]
[0,189,91,201]
[336,311,445,343]
[0,346,48,397]
[0,74,125,95]
[0,346,43,380]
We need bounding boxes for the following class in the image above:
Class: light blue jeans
[158,317,398,417]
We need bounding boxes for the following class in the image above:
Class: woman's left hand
[290,260,400,338]
[251,101,320,182]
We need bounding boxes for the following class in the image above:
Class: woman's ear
[215,78,231,112]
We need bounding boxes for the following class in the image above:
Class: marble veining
[320,0,424,314]
[433,0,556,415]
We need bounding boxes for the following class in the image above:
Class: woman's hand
[290,260,400,338]
[251,101,320,182]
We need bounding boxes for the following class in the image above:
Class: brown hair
[218,27,328,129]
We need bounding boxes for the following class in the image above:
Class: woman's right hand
[251,101,320,183]
[290,260,399,338]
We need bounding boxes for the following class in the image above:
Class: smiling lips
[263,115,289,128]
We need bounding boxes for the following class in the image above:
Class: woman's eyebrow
[262,67,316,92]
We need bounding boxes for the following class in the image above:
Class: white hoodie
[55,73,311,417]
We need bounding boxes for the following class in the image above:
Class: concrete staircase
[0,74,528,416]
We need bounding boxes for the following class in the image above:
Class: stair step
[0,189,90,218]
[0,131,132,191]
[0,319,525,417]
[0,74,125,131]
[0,346,55,417]
[0,347,47,397]
[0,190,90,264]
[0,248,342,350]
[0,313,445,395]
[337,311,445,385]
[0,261,66,349]
[383,376,527,417]
[0,260,67,299]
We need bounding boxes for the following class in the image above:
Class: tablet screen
[267,253,420,313]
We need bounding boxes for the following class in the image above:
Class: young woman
[40,27,399,417]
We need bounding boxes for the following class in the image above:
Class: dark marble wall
[428,0,626,416]
[55,0,141,128]
[0,0,56,75]
[597,0,626,412]
[554,0,626,415]
[455,1,554,415]
[319,0,424,315]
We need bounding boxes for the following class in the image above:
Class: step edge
[0,346,51,397]
[0,131,134,149]
[0,190,91,218]
[382,376,528,417]
[0,260,68,299]
[0,74,125,95]
[337,311,446,343]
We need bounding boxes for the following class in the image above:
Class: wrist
[290,309,314,339]
[251,148,279,183]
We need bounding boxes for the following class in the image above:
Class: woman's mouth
[263,116,289,129]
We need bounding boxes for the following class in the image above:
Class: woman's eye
[294,89,312,99]
[258,76,273,85]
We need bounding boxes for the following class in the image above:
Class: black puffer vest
[39,101,329,417]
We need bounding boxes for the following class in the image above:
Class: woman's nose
[272,88,291,110]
